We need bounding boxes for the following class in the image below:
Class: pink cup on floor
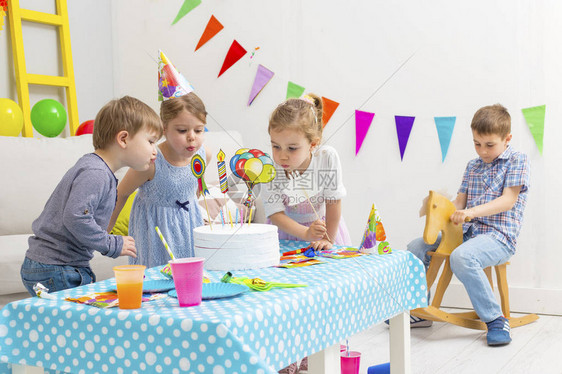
[169,257,204,307]
[340,351,361,374]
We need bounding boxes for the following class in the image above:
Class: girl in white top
[263,93,351,251]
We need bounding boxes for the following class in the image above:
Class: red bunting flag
[195,15,224,51]
[218,40,247,77]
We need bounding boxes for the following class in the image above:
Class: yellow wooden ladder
[7,0,78,137]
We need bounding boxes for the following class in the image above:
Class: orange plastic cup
[113,265,146,309]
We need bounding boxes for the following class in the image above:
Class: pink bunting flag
[248,65,274,106]
[355,110,375,156]
[395,116,415,161]
[218,40,247,77]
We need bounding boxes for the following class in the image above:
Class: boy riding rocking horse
[407,104,530,346]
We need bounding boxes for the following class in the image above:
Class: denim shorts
[20,257,96,296]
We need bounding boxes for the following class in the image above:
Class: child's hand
[120,236,137,258]
[451,210,472,225]
[310,239,333,251]
[305,220,327,241]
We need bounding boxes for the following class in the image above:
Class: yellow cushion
[111,191,137,236]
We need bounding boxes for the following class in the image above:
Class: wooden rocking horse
[410,191,538,330]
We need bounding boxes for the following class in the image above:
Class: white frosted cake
[193,224,280,270]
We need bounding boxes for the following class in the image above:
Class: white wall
[2,1,561,313]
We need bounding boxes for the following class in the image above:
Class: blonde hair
[93,96,162,150]
[160,92,207,126]
[268,93,324,144]
[471,104,511,139]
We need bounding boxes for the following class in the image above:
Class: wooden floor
[349,309,562,374]
[2,294,561,374]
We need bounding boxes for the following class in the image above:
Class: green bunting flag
[286,81,305,99]
[172,0,202,25]
[521,105,546,154]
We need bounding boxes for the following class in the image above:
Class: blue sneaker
[486,316,511,346]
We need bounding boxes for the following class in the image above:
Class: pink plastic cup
[340,351,361,374]
[169,257,204,307]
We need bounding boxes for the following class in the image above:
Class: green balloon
[30,99,67,137]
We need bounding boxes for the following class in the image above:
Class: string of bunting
[173,7,547,160]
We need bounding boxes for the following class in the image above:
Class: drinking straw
[346,339,349,357]
[155,226,175,260]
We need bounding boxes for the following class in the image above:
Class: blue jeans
[407,232,513,323]
[20,257,96,297]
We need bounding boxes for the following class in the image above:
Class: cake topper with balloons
[229,148,276,219]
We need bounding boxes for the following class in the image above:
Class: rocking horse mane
[423,190,463,255]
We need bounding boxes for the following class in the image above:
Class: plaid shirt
[458,146,530,252]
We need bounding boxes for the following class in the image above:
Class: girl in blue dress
[108,93,210,268]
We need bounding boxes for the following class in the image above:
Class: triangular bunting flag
[321,97,339,128]
[395,116,415,161]
[248,65,275,106]
[218,40,247,77]
[171,0,202,25]
[355,110,375,156]
[286,81,305,99]
[522,105,546,154]
[434,116,456,162]
[195,15,224,51]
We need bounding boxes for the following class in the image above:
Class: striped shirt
[458,146,530,252]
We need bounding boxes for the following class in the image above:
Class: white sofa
[0,130,254,301]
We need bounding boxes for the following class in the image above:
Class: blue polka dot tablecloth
[0,240,427,374]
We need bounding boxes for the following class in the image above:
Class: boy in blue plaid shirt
[408,104,530,346]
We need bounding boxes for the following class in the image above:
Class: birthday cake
[193,224,280,270]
